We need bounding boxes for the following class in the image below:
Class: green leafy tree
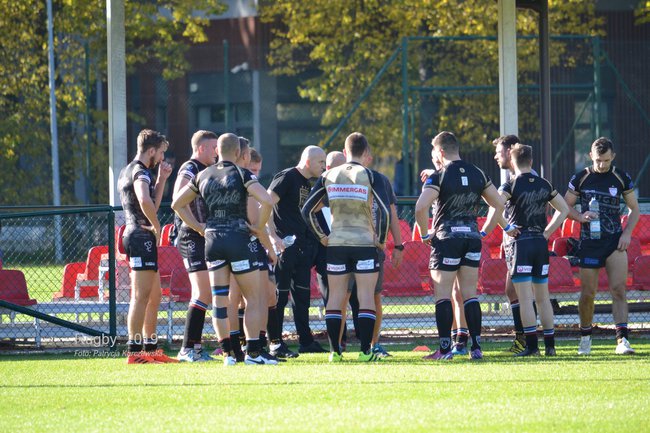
[0,0,226,205]
[260,0,602,181]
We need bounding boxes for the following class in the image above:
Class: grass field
[1,339,649,432]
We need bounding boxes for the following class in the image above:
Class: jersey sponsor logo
[461,176,468,186]
[187,240,196,253]
[327,263,346,272]
[326,184,369,201]
[231,260,251,272]
[145,262,156,267]
[451,226,471,233]
[248,241,259,253]
[129,257,142,268]
[584,257,599,265]
[541,264,549,276]
[442,257,461,266]
[465,252,481,261]
[516,265,533,274]
[207,259,226,268]
[144,241,153,253]
[609,187,617,196]
[356,259,375,271]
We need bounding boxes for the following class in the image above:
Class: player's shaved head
[217,133,240,158]
[326,151,345,170]
[299,145,325,165]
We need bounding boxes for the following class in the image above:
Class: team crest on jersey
[609,186,617,196]
[187,240,196,253]
[144,241,153,252]
[529,178,535,182]
[459,168,465,173]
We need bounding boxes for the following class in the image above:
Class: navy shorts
[176,228,207,273]
[123,226,158,271]
[204,229,258,275]
[505,234,549,281]
[248,237,269,271]
[429,237,482,271]
[327,246,380,275]
[577,233,622,269]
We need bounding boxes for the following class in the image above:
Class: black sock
[357,309,376,354]
[464,298,482,350]
[230,330,244,357]
[219,337,232,354]
[435,299,453,353]
[543,328,555,349]
[511,299,524,334]
[238,308,245,344]
[615,323,628,340]
[182,300,208,349]
[580,325,592,337]
[524,326,538,351]
[247,338,261,358]
[143,338,157,352]
[127,340,142,353]
[325,310,343,354]
[267,306,282,343]
[259,330,268,349]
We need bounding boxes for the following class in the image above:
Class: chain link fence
[1,202,649,350]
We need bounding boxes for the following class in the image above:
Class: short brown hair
[238,136,250,152]
[432,131,458,153]
[191,130,218,151]
[137,129,168,153]
[510,143,533,167]
[217,133,240,155]
[492,134,520,149]
[592,137,614,155]
[250,148,262,163]
[344,132,369,158]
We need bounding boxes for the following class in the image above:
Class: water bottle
[589,197,600,240]
[282,235,296,248]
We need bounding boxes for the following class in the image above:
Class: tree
[0,0,226,205]
[260,0,602,183]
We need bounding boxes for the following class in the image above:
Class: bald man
[267,145,328,357]
[326,151,345,170]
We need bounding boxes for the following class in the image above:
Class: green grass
[1,339,649,432]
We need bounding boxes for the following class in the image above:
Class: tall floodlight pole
[107,0,128,207]
[46,0,63,262]
[498,0,519,186]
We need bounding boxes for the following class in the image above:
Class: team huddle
[117,128,640,364]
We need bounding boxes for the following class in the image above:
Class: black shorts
[577,233,622,269]
[506,235,549,281]
[348,248,385,293]
[248,237,269,271]
[123,226,158,271]
[275,238,317,292]
[204,230,258,275]
[176,228,207,273]
[327,246,380,275]
[429,237,482,271]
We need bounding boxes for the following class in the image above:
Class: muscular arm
[544,194,570,240]
[620,192,640,250]
[152,162,172,211]
[389,203,403,267]
[415,188,437,241]
[171,184,202,235]
[301,182,328,243]
[266,190,283,248]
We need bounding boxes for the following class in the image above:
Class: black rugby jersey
[499,172,557,234]
[174,159,208,233]
[118,160,154,226]
[371,170,397,229]
[423,160,492,239]
[189,160,258,232]
[567,166,634,239]
[269,167,313,239]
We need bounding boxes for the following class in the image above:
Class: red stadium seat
[53,261,86,299]
[548,256,580,293]
[382,241,432,297]
[0,269,37,306]
[158,246,185,291]
[478,258,507,295]
[633,256,650,290]
[74,245,109,299]
[621,214,650,246]
[116,224,126,256]
[627,237,641,271]
[159,223,175,247]
[561,219,580,238]
[168,268,191,302]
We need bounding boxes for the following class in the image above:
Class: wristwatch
[393,244,404,251]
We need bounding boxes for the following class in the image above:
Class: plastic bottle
[282,235,296,248]
[589,197,600,240]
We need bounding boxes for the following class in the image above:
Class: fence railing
[1,201,649,350]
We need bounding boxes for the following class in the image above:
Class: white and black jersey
[118,160,154,227]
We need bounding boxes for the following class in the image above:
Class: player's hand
[420,169,434,183]
[158,161,173,182]
[197,223,206,237]
[267,249,278,266]
[582,211,598,223]
[270,233,284,254]
[391,249,403,268]
[143,224,161,244]
[503,225,520,238]
[618,232,631,251]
